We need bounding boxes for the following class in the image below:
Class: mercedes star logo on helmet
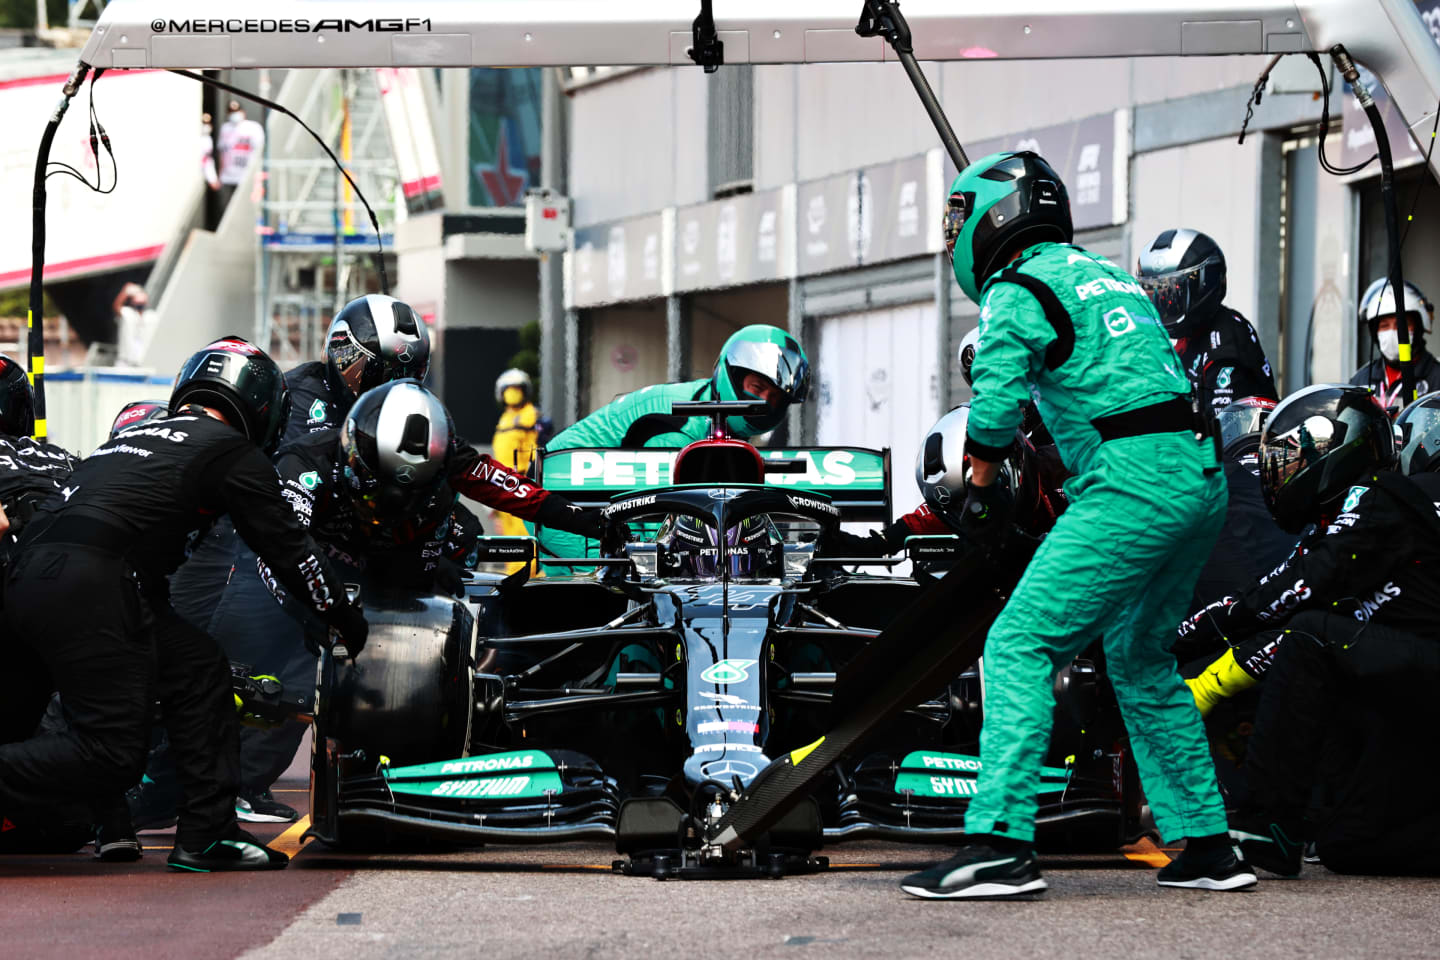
[395,464,417,483]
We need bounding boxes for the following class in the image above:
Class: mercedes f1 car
[307,402,1145,872]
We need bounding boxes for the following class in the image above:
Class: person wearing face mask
[215,100,265,212]
[200,112,219,192]
[1136,229,1278,421]
[1348,279,1440,413]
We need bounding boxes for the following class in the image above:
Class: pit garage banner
[945,109,1129,233]
[674,188,791,293]
[796,153,936,276]
[569,213,666,307]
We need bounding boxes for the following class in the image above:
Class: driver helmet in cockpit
[655,512,777,578]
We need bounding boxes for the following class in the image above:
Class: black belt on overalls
[1090,397,1196,442]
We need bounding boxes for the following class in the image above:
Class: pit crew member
[901,152,1249,899]
[1137,229,1278,418]
[1199,387,1440,876]
[262,380,505,612]
[1348,278,1440,412]
[165,294,432,825]
[537,324,810,562]
[0,338,366,873]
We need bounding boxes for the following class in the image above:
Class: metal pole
[538,67,568,422]
[333,69,350,319]
[854,0,970,172]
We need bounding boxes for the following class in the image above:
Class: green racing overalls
[963,241,1230,843]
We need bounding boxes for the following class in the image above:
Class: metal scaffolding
[255,68,400,367]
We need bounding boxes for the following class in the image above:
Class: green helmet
[712,324,810,436]
[944,151,1073,304]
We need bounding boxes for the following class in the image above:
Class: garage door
[815,302,942,524]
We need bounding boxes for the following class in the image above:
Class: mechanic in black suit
[1179,385,1440,877]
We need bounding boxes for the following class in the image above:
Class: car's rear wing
[535,446,892,523]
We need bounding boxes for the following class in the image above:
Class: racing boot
[899,836,1046,900]
[1228,815,1303,878]
[167,829,289,872]
[1156,834,1257,890]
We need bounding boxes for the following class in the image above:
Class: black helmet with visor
[1394,390,1440,476]
[339,379,453,526]
[1258,383,1395,532]
[1136,228,1227,339]
[170,337,290,454]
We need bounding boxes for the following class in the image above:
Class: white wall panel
[568,68,708,226]
[1131,137,1263,324]
[791,63,943,183]
[815,302,942,523]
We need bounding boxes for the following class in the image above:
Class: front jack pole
[855,0,970,172]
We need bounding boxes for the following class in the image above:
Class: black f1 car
[307,403,1145,871]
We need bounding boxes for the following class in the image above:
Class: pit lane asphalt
[4,743,1438,960]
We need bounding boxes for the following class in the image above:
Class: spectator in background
[200,112,219,192]
[216,100,265,212]
[112,283,157,368]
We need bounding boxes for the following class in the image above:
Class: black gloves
[959,480,1013,553]
[535,493,601,538]
[1174,597,1236,654]
[821,527,892,557]
[432,556,465,597]
[330,599,369,659]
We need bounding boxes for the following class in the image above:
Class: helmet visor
[1260,414,1341,503]
[1217,400,1273,451]
[943,192,967,260]
[1137,254,1223,333]
[1398,402,1440,475]
[727,340,811,403]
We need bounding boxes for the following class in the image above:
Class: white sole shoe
[1157,871,1258,891]
[900,878,1049,900]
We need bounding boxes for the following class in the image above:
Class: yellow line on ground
[1123,837,1172,868]
[271,788,308,794]
[540,863,613,870]
[271,815,312,859]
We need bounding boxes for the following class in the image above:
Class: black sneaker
[899,840,1047,900]
[126,778,178,832]
[167,830,289,872]
[235,789,299,824]
[1157,842,1258,890]
[93,818,142,862]
[1229,817,1303,878]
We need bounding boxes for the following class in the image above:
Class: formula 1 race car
[307,403,1144,871]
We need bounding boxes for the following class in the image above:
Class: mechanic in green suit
[534,324,810,561]
[900,152,1254,900]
